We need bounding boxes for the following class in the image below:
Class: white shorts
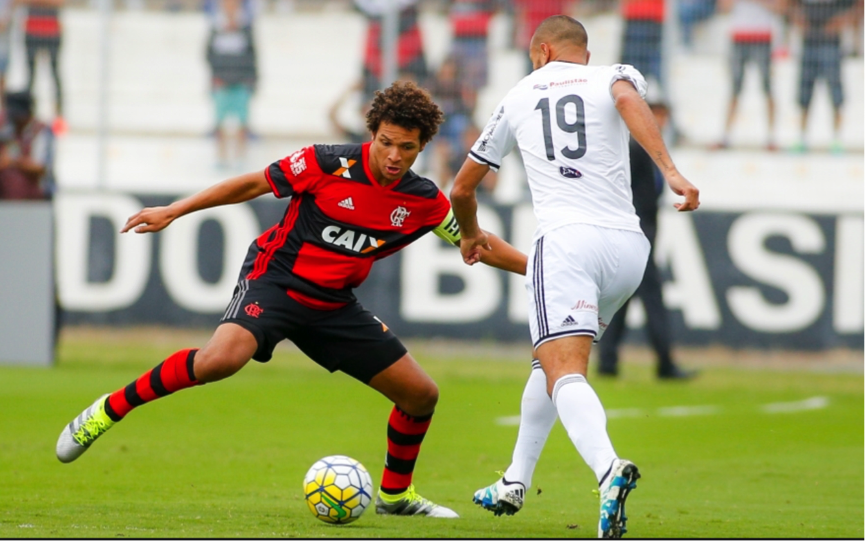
[526,223,650,348]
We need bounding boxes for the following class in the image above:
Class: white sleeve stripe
[468,150,500,171]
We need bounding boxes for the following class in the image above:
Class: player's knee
[405,383,439,416]
[193,348,248,383]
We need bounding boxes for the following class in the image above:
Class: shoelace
[404,485,432,507]
[74,415,110,445]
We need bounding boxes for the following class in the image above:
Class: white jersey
[469,61,647,240]
[729,0,776,37]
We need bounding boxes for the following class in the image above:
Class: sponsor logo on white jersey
[561,315,578,327]
[560,166,582,179]
[571,300,599,313]
[478,107,504,152]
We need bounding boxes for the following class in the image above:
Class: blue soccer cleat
[473,477,526,516]
[597,459,640,538]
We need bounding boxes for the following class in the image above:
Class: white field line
[494,396,830,425]
[761,396,829,413]
[657,405,721,417]
[606,408,645,419]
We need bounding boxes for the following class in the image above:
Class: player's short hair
[366,81,444,146]
[532,15,588,49]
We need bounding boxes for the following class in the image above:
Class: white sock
[504,361,558,488]
[552,374,618,484]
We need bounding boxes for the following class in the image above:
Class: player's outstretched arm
[121,170,272,234]
[612,80,700,212]
[479,232,527,276]
[450,158,492,265]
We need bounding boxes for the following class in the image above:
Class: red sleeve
[428,189,452,227]
[265,146,319,198]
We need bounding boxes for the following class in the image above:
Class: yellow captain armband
[433,208,461,246]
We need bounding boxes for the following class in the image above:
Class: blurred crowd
[326,0,861,192]
[0,0,62,200]
[0,0,861,200]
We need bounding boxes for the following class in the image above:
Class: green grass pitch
[1,332,862,538]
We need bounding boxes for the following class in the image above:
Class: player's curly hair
[366,81,444,146]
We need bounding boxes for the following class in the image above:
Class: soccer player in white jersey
[450,15,699,539]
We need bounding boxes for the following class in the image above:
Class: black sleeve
[628,137,659,228]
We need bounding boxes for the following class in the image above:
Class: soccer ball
[303,455,373,524]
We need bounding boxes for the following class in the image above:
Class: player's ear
[585,50,591,64]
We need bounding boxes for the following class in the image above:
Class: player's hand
[666,172,700,212]
[459,231,491,266]
[121,206,177,234]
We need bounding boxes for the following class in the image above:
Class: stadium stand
[1,2,857,199]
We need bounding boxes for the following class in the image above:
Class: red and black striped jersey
[240,142,458,310]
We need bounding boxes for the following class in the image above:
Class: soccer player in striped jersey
[450,16,699,538]
[56,81,527,518]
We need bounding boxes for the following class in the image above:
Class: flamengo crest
[390,206,410,227]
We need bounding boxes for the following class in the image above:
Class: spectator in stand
[715,0,786,151]
[597,97,695,380]
[328,80,371,145]
[448,0,497,93]
[792,0,855,153]
[355,0,428,104]
[447,123,497,197]
[679,0,716,49]
[427,54,476,189]
[620,0,665,88]
[206,0,258,170]
[512,0,575,74]
[203,0,257,24]
[0,0,13,97]
[0,91,55,201]
[22,0,65,135]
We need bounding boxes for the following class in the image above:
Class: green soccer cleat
[375,485,459,518]
[56,394,116,463]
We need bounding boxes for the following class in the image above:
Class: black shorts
[220,279,407,384]
[731,41,771,96]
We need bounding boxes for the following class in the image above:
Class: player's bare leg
[537,336,639,539]
[367,354,458,518]
[56,323,256,463]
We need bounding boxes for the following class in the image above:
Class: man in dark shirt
[55,81,527,517]
[0,91,54,201]
[793,0,856,152]
[598,99,695,379]
[206,0,258,168]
